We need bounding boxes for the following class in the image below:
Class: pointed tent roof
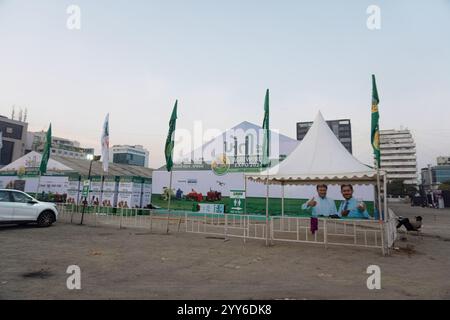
[180,120,299,163]
[0,151,154,177]
[246,112,378,185]
[0,151,73,172]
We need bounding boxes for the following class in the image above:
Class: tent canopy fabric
[0,151,153,178]
[246,112,379,185]
[0,151,73,172]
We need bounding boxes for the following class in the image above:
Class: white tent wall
[0,175,69,194]
[152,170,374,201]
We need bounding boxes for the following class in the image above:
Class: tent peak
[314,110,326,123]
[246,110,376,183]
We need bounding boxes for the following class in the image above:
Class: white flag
[101,114,109,172]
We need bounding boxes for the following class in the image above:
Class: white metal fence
[271,217,384,251]
[57,204,184,232]
[271,216,326,244]
[184,212,268,241]
[56,204,390,254]
[386,208,399,249]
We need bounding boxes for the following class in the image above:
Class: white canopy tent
[245,111,388,229]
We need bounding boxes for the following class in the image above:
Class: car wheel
[37,211,55,227]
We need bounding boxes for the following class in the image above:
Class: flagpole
[262,89,270,246]
[376,167,383,222]
[265,174,269,246]
[164,100,178,234]
[35,171,42,199]
[166,170,173,234]
[37,123,51,200]
[371,75,382,222]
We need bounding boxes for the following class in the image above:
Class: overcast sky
[1,0,449,170]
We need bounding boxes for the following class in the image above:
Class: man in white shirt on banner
[302,184,338,217]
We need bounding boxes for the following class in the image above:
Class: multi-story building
[380,129,418,186]
[27,131,94,160]
[0,115,28,168]
[111,145,149,167]
[297,119,352,153]
[437,156,450,166]
[421,164,450,191]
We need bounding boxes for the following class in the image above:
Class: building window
[0,140,14,165]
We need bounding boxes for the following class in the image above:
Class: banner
[198,203,225,214]
[101,176,118,207]
[38,176,69,195]
[89,176,103,205]
[67,175,80,204]
[230,189,246,214]
[0,175,68,194]
[103,176,118,192]
[117,192,142,208]
[141,178,152,208]
[101,192,116,207]
[118,176,143,208]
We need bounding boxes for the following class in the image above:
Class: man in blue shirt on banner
[302,184,338,217]
[338,184,371,219]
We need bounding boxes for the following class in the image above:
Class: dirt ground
[1,203,450,300]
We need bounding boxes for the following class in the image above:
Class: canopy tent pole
[373,181,378,219]
[166,170,173,234]
[281,182,285,218]
[265,177,269,246]
[244,175,247,215]
[376,170,383,222]
[383,173,388,222]
[382,172,389,255]
[281,181,285,230]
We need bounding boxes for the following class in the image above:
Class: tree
[405,185,418,197]
[439,180,450,191]
[387,180,417,197]
[387,180,405,197]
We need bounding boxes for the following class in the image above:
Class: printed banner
[230,189,246,214]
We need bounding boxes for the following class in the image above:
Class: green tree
[439,180,450,191]
[387,180,417,197]
[405,185,418,197]
[387,180,405,196]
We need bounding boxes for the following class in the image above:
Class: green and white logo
[211,154,230,176]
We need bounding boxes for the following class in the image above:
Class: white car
[0,189,59,227]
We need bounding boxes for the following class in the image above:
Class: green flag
[39,123,52,174]
[371,75,380,168]
[165,100,178,172]
[262,89,270,168]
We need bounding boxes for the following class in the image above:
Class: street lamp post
[80,154,101,225]
[428,164,435,207]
